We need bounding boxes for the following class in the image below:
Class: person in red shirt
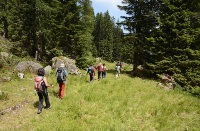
[97,62,103,80]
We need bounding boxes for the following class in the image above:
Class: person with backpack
[119,62,123,71]
[97,62,103,80]
[116,63,121,78]
[56,63,68,99]
[35,68,51,114]
[87,64,95,82]
[102,63,107,78]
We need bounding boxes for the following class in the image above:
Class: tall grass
[0,62,200,130]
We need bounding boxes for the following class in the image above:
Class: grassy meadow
[0,61,200,131]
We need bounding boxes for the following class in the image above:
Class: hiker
[97,62,103,80]
[116,63,121,78]
[119,62,123,71]
[35,68,51,114]
[102,63,107,78]
[86,64,95,82]
[56,63,68,99]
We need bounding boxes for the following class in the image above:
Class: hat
[60,63,65,67]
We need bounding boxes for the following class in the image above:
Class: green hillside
[0,62,200,131]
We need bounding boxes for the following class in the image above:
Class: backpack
[56,67,66,83]
[116,65,120,71]
[88,66,94,74]
[35,76,45,92]
[102,66,106,71]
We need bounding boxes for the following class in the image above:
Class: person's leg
[90,74,93,82]
[98,71,100,80]
[43,90,51,108]
[92,75,94,81]
[37,92,43,113]
[102,72,104,78]
[89,74,92,82]
[59,83,65,99]
[59,83,62,98]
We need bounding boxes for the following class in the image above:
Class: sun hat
[60,63,65,68]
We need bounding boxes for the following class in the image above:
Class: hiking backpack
[35,76,45,92]
[56,67,66,83]
[88,66,94,74]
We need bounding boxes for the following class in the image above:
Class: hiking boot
[44,106,51,110]
[37,110,42,114]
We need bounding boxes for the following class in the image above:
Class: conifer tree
[76,0,96,68]
[93,11,115,61]
[113,20,123,62]
[118,0,160,71]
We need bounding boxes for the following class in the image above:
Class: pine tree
[145,0,200,89]
[75,0,96,68]
[93,11,115,61]
[113,20,123,62]
[118,0,160,71]
[0,0,8,38]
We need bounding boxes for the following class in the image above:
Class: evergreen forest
[0,0,200,92]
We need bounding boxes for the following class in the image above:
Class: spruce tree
[76,0,96,68]
[118,0,160,71]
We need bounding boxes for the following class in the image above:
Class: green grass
[0,62,200,131]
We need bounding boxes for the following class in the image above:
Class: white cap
[60,63,65,67]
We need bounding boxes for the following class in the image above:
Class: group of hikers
[34,62,122,114]
[86,61,123,82]
[86,62,107,82]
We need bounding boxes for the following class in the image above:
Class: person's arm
[43,77,50,87]
[65,70,68,78]
[93,67,95,76]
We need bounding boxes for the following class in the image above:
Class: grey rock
[14,61,42,74]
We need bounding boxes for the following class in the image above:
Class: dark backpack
[35,76,45,92]
[88,66,94,74]
[56,67,66,83]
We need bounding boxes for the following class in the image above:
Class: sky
[91,0,126,22]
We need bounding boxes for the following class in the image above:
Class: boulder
[0,76,11,82]
[52,56,81,75]
[134,65,145,77]
[44,65,52,75]
[14,61,42,74]
[158,74,176,90]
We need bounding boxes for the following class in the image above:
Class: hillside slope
[0,63,200,130]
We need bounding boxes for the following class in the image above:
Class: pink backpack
[35,76,44,92]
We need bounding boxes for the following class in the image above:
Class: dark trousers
[89,74,94,82]
[37,89,50,111]
[98,71,102,80]
[102,71,106,78]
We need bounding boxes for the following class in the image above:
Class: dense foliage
[119,0,200,90]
